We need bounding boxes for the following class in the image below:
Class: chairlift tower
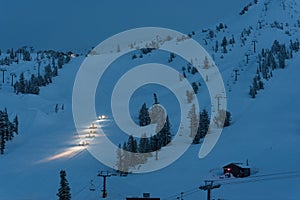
[199,181,221,200]
[0,68,7,83]
[97,171,116,198]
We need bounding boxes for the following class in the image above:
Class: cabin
[126,193,160,200]
[223,163,250,178]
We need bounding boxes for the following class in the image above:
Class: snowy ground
[0,0,300,199]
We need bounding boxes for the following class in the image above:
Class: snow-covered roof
[223,163,251,169]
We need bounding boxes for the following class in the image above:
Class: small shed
[223,163,250,178]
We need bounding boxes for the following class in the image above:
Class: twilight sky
[0,0,246,50]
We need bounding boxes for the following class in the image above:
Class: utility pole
[233,67,239,81]
[252,39,257,53]
[176,192,184,200]
[245,53,249,64]
[215,94,225,112]
[97,171,116,198]
[10,73,16,86]
[199,181,221,200]
[0,68,7,83]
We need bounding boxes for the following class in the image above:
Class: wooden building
[223,163,250,178]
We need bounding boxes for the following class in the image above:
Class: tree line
[249,39,299,98]
[116,94,172,172]
[13,51,72,95]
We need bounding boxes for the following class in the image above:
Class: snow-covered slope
[0,0,300,199]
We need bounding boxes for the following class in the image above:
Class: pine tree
[224,111,232,127]
[221,37,228,53]
[229,35,235,45]
[58,56,64,69]
[139,133,150,153]
[149,103,165,133]
[193,109,210,144]
[215,41,219,52]
[138,133,151,163]
[2,109,13,141]
[150,134,160,151]
[200,109,210,137]
[0,113,5,154]
[53,66,58,77]
[153,93,159,104]
[10,48,15,60]
[57,170,71,200]
[139,103,151,127]
[44,64,53,83]
[249,86,256,98]
[186,90,194,103]
[158,116,171,146]
[127,135,137,167]
[0,109,19,154]
[122,142,129,172]
[203,56,210,69]
[192,82,199,94]
[18,73,25,94]
[65,55,71,64]
[116,144,123,172]
[252,77,259,91]
[0,131,5,155]
[188,104,198,138]
[23,51,31,61]
[278,51,286,68]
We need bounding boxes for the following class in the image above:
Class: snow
[0,0,300,199]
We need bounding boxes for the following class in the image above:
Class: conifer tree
[188,104,198,138]
[221,36,228,53]
[139,103,151,127]
[18,72,25,94]
[122,142,130,172]
[193,109,210,144]
[158,116,171,146]
[224,111,232,127]
[13,115,18,135]
[0,131,5,155]
[127,135,137,167]
[116,144,123,172]
[57,170,71,200]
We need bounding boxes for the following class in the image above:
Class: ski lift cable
[162,187,199,200]
[221,173,300,186]
[211,170,300,184]
[72,183,90,199]
[163,170,300,200]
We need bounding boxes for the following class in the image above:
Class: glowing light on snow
[36,146,85,163]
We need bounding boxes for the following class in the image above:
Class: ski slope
[0,0,300,199]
